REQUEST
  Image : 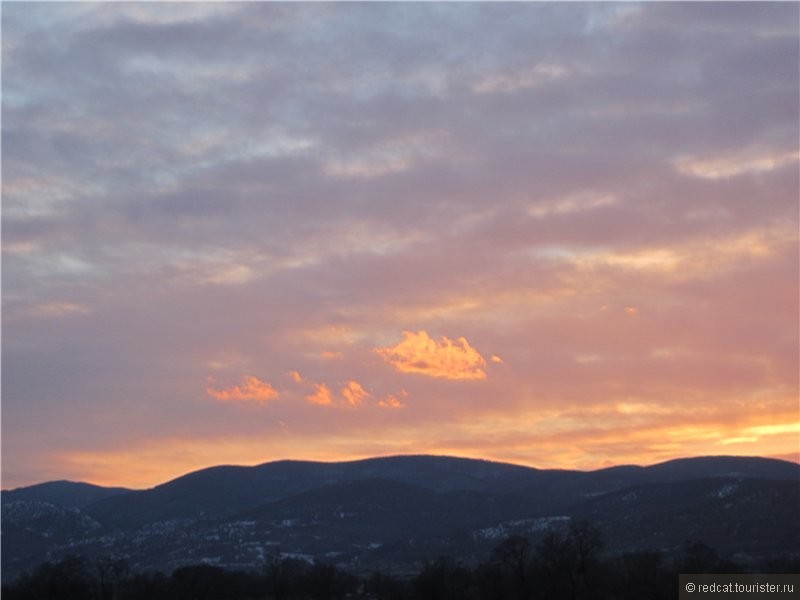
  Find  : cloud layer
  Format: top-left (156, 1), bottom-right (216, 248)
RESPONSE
top-left (2, 3), bottom-right (797, 488)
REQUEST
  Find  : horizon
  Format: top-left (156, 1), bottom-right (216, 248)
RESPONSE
top-left (3, 3), bottom-right (799, 490)
top-left (4, 451), bottom-right (799, 492)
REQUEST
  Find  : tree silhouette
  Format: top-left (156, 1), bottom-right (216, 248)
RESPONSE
top-left (533, 520), bottom-right (604, 600)
top-left (172, 564), bottom-right (230, 600)
top-left (365, 571), bottom-right (410, 600)
top-left (264, 554), bottom-right (302, 600)
top-left (306, 562), bottom-right (357, 600)
top-left (617, 551), bottom-right (670, 600)
top-left (2, 526), bottom-right (780, 600)
top-left (490, 535), bottom-right (532, 600)
top-left (415, 557), bottom-right (475, 600)
top-left (94, 556), bottom-right (129, 600)
top-left (9, 555), bottom-right (93, 600)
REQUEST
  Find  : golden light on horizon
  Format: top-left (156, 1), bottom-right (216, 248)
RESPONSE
top-left (46, 403), bottom-right (799, 489)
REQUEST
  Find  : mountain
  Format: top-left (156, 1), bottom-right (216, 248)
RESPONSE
top-left (1, 482), bottom-right (130, 579)
top-left (2, 455), bottom-right (798, 581)
top-left (80, 454), bottom-right (800, 531)
top-left (2, 480), bottom-right (131, 509)
top-left (83, 456), bottom-right (542, 531)
top-left (568, 477), bottom-right (800, 557)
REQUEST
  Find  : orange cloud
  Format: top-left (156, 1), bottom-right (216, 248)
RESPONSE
top-left (342, 380), bottom-right (370, 407)
top-left (377, 394), bottom-right (405, 409)
top-left (287, 370), bottom-right (304, 383)
top-left (206, 375), bottom-right (278, 405)
top-left (307, 383), bottom-right (334, 406)
top-left (376, 330), bottom-right (488, 380)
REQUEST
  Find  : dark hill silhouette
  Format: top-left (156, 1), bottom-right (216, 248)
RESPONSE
top-left (1, 480), bottom-right (131, 509)
top-left (2, 455), bottom-right (798, 581)
top-left (83, 455), bottom-right (546, 530)
top-left (18, 455), bottom-right (796, 532)
top-left (236, 477), bottom-right (540, 548)
top-left (640, 455), bottom-right (800, 481)
top-left (570, 477), bottom-right (800, 556)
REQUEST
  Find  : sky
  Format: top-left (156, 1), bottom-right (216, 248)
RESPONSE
top-left (2, 2), bottom-right (798, 490)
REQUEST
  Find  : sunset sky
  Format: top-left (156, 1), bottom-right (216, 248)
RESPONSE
top-left (2, 2), bottom-right (798, 490)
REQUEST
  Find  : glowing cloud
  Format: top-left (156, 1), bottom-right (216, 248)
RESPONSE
top-left (376, 330), bottom-right (488, 380)
top-left (377, 395), bottom-right (405, 409)
top-left (206, 375), bottom-right (278, 405)
top-left (342, 380), bottom-right (370, 407)
top-left (287, 370), bottom-right (304, 384)
top-left (673, 148), bottom-right (799, 179)
top-left (307, 383), bottom-right (334, 406)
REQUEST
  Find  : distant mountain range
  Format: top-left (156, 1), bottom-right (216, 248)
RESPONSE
top-left (2, 455), bottom-right (798, 581)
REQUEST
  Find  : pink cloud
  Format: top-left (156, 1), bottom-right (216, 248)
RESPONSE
top-left (307, 383), bottom-right (334, 406)
top-left (206, 375), bottom-right (278, 405)
top-left (377, 394), bottom-right (405, 409)
top-left (376, 330), bottom-right (488, 380)
top-left (342, 380), bottom-right (370, 407)
top-left (287, 370), bottom-right (304, 383)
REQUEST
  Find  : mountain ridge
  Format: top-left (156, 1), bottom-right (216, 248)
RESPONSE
top-left (0, 480), bottom-right (133, 509)
top-left (3, 454), bottom-right (797, 581)
top-left (4, 453), bottom-right (797, 496)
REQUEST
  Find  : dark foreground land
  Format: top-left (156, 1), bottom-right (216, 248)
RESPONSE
top-left (2, 521), bottom-right (798, 600)
top-left (3, 455), bottom-right (798, 599)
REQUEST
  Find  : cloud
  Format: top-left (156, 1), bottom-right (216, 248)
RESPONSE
top-left (376, 330), bottom-right (488, 380)
top-left (673, 148), bottom-right (800, 180)
top-left (26, 301), bottom-right (90, 318)
top-left (471, 62), bottom-right (570, 94)
top-left (377, 394), bottom-right (405, 409)
top-left (287, 370), bottom-right (304, 383)
top-left (306, 383), bottom-right (334, 406)
top-left (207, 375), bottom-right (278, 405)
top-left (303, 379), bottom-right (373, 408)
top-left (323, 130), bottom-right (451, 180)
top-left (341, 380), bottom-right (370, 407)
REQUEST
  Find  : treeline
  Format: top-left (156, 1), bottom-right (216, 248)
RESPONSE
top-left (3, 521), bottom-right (798, 600)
